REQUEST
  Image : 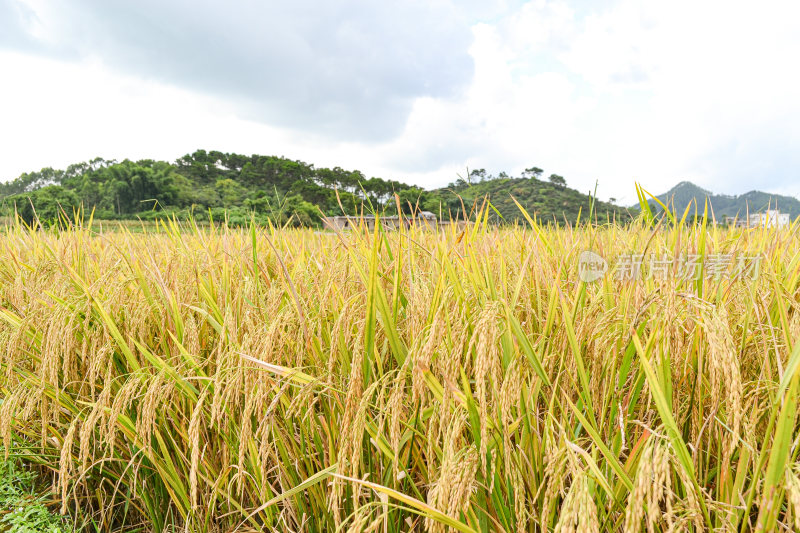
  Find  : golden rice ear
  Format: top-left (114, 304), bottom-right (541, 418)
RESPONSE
top-left (387, 365), bottom-right (408, 477)
top-left (134, 370), bottom-right (167, 453)
top-left (554, 469), bottom-right (599, 533)
top-left (425, 411), bottom-right (477, 533)
top-left (78, 384), bottom-right (111, 473)
top-left (188, 388), bottom-right (208, 511)
top-left (541, 442), bottom-right (569, 529)
top-left (696, 304), bottom-right (743, 464)
top-left (470, 301), bottom-right (502, 475)
top-left (412, 310), bottom-right (443, 403)
top-left (0, 389), bottom-right (20, 458)
top-left (58, 419), bottom-right (79, 515)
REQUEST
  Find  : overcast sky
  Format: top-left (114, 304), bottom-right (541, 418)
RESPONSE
top-left (1, 0), bottom-right (799, 204)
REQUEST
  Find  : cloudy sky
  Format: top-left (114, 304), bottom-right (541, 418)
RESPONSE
top-left (1, 0), bottom-right (799, 203)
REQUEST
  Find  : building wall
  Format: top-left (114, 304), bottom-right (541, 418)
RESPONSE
top-left (747, 210), bottom-right (791, 229)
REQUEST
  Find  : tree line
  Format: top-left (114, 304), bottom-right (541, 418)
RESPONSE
top-left (0, 151), bottom-right (427, 226)
top-left (0, 150), bottom-right (587, 226)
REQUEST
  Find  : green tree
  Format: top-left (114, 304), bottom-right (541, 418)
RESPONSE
top-left (4, 186), bottom-right (81, 225)
top-left (522, 167), bottom-right (543, 179)
top-left (281, 195), bottom-right (319, 226)
top-left (548, 174), bottom-right (566, 188)
top-left (215, 178), bottom-right (248, 208)
top-left (395, 187), bottom-right (434, 214)
top-left (470, 169), bottom-right (488, 183)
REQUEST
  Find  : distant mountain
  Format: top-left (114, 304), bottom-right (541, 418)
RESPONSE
top-left (651, 181), bottom-right (800, 220)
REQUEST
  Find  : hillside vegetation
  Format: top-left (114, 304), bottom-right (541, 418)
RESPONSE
top-left (0, 150), bottom-right (408, 226)
top-left (434, 172), bottom-right (626, 224)
top-left (0, 151), bottom-right (624, 226)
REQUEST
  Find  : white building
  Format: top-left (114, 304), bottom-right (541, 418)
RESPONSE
top-left (748, 209), bottom-right (791, 229)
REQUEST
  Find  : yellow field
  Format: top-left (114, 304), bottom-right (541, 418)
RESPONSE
top-left (1, 214), bottom-right (799, 531)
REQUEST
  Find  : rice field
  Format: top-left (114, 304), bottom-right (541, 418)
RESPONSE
top-left (1, 210), bottom-right (800, 532)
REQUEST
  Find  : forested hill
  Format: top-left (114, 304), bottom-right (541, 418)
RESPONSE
top-left (0, 151), bottom-right (413, 226)
top-left (0, 150), bottom-right (626, 226)
top-left (430, 171), bottom-right (626, 224)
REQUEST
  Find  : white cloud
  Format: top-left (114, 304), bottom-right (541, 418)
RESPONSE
top-left (559, 0), bottom-right (800, 199)
top-left (0, 51), bottom-right (299, 178)
top-left (3, 0), bottom-right (474, 141)
top-left (0, 49), bottom-right (431, 184)
top-left (372, 19), bottom-right (593, 186)
top-left (380, 0), bottom-right (800, 202)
